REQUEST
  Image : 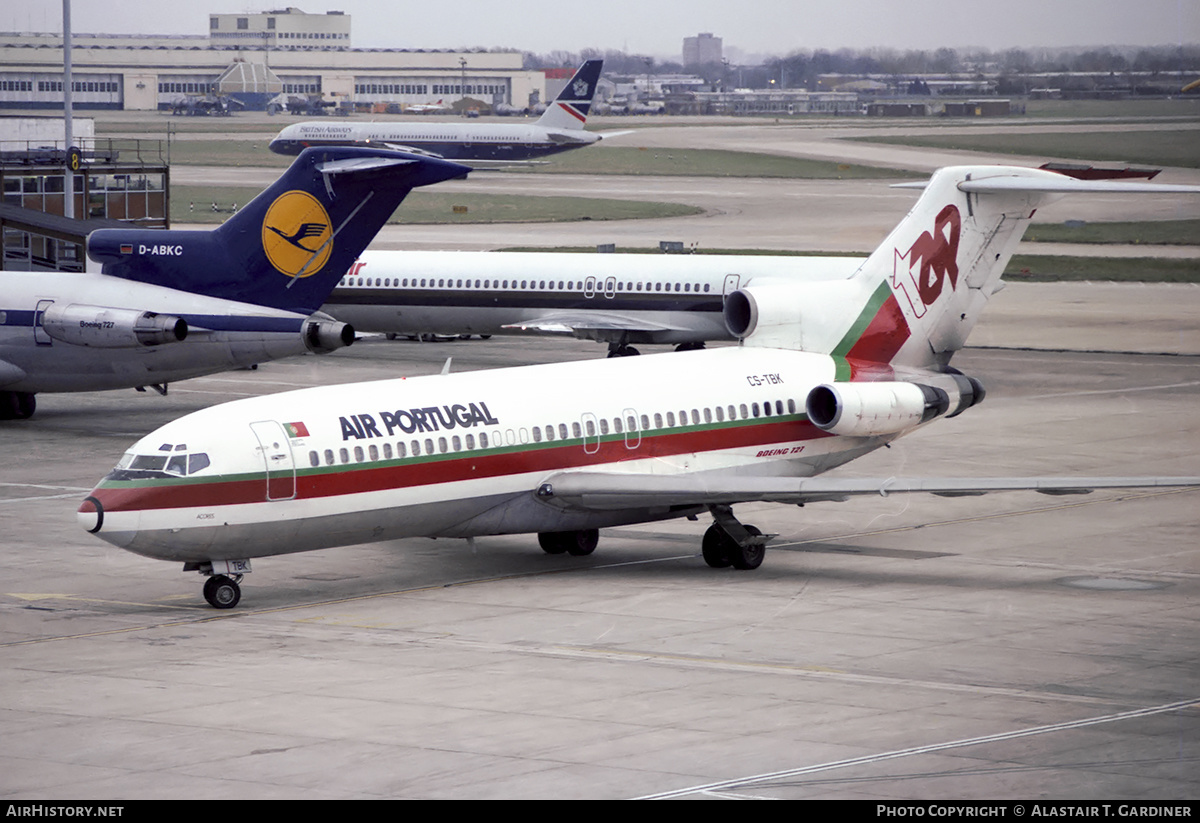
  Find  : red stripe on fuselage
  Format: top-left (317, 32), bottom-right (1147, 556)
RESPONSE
top-left (88, 418), bottom-right (829, 513)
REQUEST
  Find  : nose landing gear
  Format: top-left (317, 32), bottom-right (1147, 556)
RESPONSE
top-left (186, 560), bottom-right (251, 609)
top-left (202, 574), bottom-right (242, 609)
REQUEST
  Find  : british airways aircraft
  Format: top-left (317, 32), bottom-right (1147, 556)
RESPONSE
top-left (79, 166), bottom-right (1200, 608)
top-left (0, 147), bottom-right (469, 419)
top-left (268, 61), bottom-right (607, 164)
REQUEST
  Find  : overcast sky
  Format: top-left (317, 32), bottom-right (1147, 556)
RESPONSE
top-left (3, 0), bottom-right (1197, 61)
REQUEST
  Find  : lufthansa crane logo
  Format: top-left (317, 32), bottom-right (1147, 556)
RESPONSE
top-left (262, 190), bottom-right (333, 279)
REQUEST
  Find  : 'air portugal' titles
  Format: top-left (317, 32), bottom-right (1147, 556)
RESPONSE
top-left (339, 401), bottom-right (500, 441)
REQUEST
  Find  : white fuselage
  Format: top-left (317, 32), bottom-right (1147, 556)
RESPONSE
top-left (83, 346), bottom-right (885, 562)
top-left (269, 121), bottom-right (599, 162)
top-left (324, 251), bottom-right (867, 345)
top-left (0, 270), bottom-right (324, 394)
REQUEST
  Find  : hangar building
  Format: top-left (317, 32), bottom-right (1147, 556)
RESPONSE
top-left (0, 7), bottom-right (544, 113)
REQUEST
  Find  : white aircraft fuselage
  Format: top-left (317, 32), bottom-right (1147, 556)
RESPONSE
top-left (269, 120), bottom-right (600, 163)
top-left (325, 250), bottom-right (866, 346)
top-left (82, 345), bottom-right (867, 561)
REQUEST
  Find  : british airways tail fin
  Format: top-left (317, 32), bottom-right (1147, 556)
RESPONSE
top-left (87, 147), bottom-right (469, 314)
top-left (726, 165), bottom-right (1200, 369)
top-left (535, 59), bottom-right (603, 131)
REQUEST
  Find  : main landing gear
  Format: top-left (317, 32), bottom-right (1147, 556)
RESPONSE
top-left (538, 529), bottom-right (599, 556)
top-left (606, 343), bottom-right (640, 358)
top-left (0, 391), bottom-right (36, 420)
top-left (536, 507), bottom-right (772, 571)
top-left (701, 505), bottom-right (773, 570)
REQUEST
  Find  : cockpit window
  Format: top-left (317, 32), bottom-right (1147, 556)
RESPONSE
top-left (130, 454), bottom-right (168, 472)
top-left (110, 450), bottom-right (211, 479)
top-left (188, 453), bottom-right (211, 474)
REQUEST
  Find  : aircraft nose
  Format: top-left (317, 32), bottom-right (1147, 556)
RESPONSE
top-left (78, 493), bottom-right (136, 548)
top-left (77, 495), bottom-right (104, 534)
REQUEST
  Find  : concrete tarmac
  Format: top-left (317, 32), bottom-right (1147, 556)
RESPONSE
top-left (1, 287), bottom-right (1197, 799)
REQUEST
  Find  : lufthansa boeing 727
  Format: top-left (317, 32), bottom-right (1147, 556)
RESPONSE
top-left (79, 166), bottom-right (1200, 608)
top-left (0, 147), bottom-right (469, 419)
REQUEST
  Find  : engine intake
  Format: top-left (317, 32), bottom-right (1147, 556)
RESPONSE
top-left (40, 304), bottom-right (187, 348)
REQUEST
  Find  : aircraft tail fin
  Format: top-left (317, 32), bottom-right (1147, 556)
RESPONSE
top-left (535, 59), bottom-right (603, 131)
top-left (833, 166), bottom-right (1200, 370)
top-left (87, 147), bottom-right (469, 314)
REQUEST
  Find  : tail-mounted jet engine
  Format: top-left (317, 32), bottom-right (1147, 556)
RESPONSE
top-left (40, 304), bottom-right (187, 348)
top-left (806, 374), bottom-right (985, 438)
top-left (304, 318), bottom-right (356, 353)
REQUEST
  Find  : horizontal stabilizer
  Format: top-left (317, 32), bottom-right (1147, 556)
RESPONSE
top-left (315, 156), bottom-right (418, 176)
top-left (894, 171), bottom-right (1200, 195)
top-left (535, 472), bottom-right (1200, 511)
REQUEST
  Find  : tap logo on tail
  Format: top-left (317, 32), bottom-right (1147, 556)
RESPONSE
top-left (262, 190), bottom-right (333, 279)
top-left (890, 204), bottom-right (961, 318)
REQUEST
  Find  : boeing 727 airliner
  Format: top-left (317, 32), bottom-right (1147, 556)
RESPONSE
top-left (0, 147), bottom-right (469, 419)
top-left (325, 251), bottom-right (866, 355)
top-left (269, 60), bottom-right (607, 164)
top-left (79, 166), bottom-right (1200, 608)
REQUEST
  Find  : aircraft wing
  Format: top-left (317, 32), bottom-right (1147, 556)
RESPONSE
top-left (501, 311), bottom-right (696, 338)
top-left (534, 472), bottom-right (1200, 511)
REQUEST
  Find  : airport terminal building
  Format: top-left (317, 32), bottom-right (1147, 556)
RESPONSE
top-left (0, 8), bottom-right (543, 113)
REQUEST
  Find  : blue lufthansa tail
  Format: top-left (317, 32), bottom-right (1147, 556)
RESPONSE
top-left (87, 147), bottom-right (469, 314)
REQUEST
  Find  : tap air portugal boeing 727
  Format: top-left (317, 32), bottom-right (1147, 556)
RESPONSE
top-left (79, 166), bottom-right (1200, 608)
top-left (269, 60), bottom-right (608, 165)
top-left (0, 147), bottom-right (469, 419)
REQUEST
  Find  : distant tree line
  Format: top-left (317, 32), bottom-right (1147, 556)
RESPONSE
top-left (522, 44), bottom-right (1200, 90)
